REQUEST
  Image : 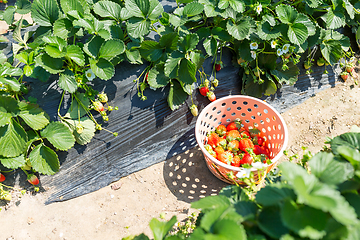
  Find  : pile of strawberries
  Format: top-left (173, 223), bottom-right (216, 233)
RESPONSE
top-left (204, 119), bottom-right (271, 167)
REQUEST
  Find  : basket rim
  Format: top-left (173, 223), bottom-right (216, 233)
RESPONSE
top-left (195, 95), bottom-right (289, 172)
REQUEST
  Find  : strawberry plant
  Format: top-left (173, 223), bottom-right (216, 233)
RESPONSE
top-left (125, 130), bottom-right (360, 239)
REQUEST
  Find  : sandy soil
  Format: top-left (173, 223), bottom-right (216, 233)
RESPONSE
top-left (1, 15), bottom-right (360, 240)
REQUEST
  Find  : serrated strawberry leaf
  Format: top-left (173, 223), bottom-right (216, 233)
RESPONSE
top-left (0, 76), bottom-right (21, 92)
top-left (203, 36), bottom-right (218, 56)
top-left (18, 101), bottom-right (50, 131)
top-left (0, 154), bottom-right (26, 169)
top-left (66, 45), bottom-right (85, 66)
top-left (183, 2), bottom-right (204, 16)
top-left (168, 80), bottom-right (188, 111)
top-left (148, 0), bottom-right (163, 20)
top-left (150, 216), bottom-right (177, 240)
top-left (31, 0), bottom-right (60, 27)
top-left (270, 61), bottom-right (299, 85)
top-left (125, 0), bottom-right (149, 18)
top-left (178, 33), bottom-right (199, 53)
top-left (288, 23), bottom-right (308, 45)
top-left (83, 35), bottom-right (105, 59)
top-left (147, 64), bottom-right (170, 89)
top-left (0, 119), bottom-right (28, 158)
top-left (60, 0), bottom-right (84, 14)
top-left (275, 4), bottom-right (298, 24)
top-left (159, 32), bottom-right (178, 51)
top-left (125, 49), bottom-right (143, 64)
top-left (35, 53), bottom-right (65, 74)
top-left (62, 117), bottom-right (95, 145)
top-left (43, 36), bottom-right (67, 58)
top-left (65, 92), bottom-right (90, 119)
top-left (321, 8), bottom-right (346, 30)
top-left (99, 39), bottom-right (125, 60)
top-left (29, 143), bottom-right (59, 175)
top-left (178, 58), bottom-right (196, 84)
top-left (304, 0), bottom-right (323, 8)
top-left (320, 40), bottom-right (342, 65)
top-left (53, 18), bottom-right (76, 39)
top-left (139, 40), bottom-right (163, 62)
top-left (226, 17), bottom-right (254, 41)
top-left (0, 97), bottom-right (20, 125)
top-left (126, 17), bottom-right (151, 39)
top-left (41, 122), bottom-right (75, 151)
top-left (3, 6), bottom-right (16, 25)
top-left (93, 0), bottom-right (122, 21)
top-left (89, 58), bottom-right (115, 80)
top-left (58, 69), bottom-right (78, 93)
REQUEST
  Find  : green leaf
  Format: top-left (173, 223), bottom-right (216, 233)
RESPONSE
top-left (58, 69), bottom-right (78, 93)
top-left (213, 219), bottom-right (247, 239)
top-left (18, 101), bottom-right (50, 131)
top-left (229, 0), bottom-right (245, 12)
top-left (15, 51), bottom-right (30, 65)
top-left (203, 37), bottom-right (218, 56)
top-left (30, 66), bottom-right (51, 82)
top-left (178, 58), bottom-right (196, 84)
top-left (125, 0), bottom-right (149, 18)
top-left (281, 200), bottom-right (327, 239)
top-left (139, 40), bottom-right (163, 62)
top-left (191, 195), bottom-right (230, 210)
top-left (321, 8), bottom-right (346, 29)
top-left (330, 132), bottom-right (360, 155)
top-left (257, 17), bottom-right (281, 41)
top-left (110, 25), bottom-right (124, 40)
top-left (41, 122), bottom-right (75, 151)
top-left (276, 4), bottom-right (298, 24)
top-left (178, 33), bottom-right (199, 53)
top-left (31, 0), bottom-right (60, 27)
top-left (99, 39), bottom-right (125, 60)
top-left (164, 51), bottom-right (183, 78)
top-left (295, 13), bottom-right (316, 36)
top-left (189, 51), bottom-right (205, 70)
top-left (53, 18), bottom-right (75, 39)
top-left (336, 146), bottom-right (360, 167)
top-left (0, 76), bottom-right (21, 92)
top-left (256, 183), bottom-right (296, 206)
top-left (125, 49), bottom-right (143, 64)
top-left (35, 53), bottom-right (64, 74)
top-left (0, 154), bottom-right (26, 169)
top-left (65, 92), bottom-right (90, 119)
top-left (149, 216), bottom-right (177, 240)
top-left (226, 17), bottom-right (254, 41)
top-left (3, 6), bottom-right (16, 25)
top-left (258, 206), bottom-right (289, 239)
top-left (66, 45), bottom-right (85, 66)
top-left (288, 23), bottom-right (308, 45)
top-left (0, 119), bottom-right (28, 158)
top-left (147, 64), bottom-right (170, 89)
top-left (63, 117), bottom-right (95, 145)
top-left (43, 35), bottom-right (67, 58)
top-left (89, 58), bottom-right (115, 80)
top-left (83, 35), bottom-right (105, 59)
top-left (93, 0), bottom-right (122, 21)
top-left (15, 0), bottom-right (32, 15)
top-left (270, 61), bottom-right (300, 85)
top-left (167, 80), bottom-right (189, 111)
top-left (148, 0), bottom-right (164, 20)
top-left (320, 40), bottom-right (343, 65)
top-left (200, 205), bottom-right (229, 232)
top-left (304, 0), bottom-right (323, 8)
top-left (126, 17), bottom-right (151, 39)
top-left (183, 2), bottom-right (204, 16)
top-left (159, 32), bottom-right (178, 51)
top-left (73, 18), bottom-right (95, 33)
top-left (308, 152), bottom-right (351, 185)
top-left (29, 143), bottom-right (59, 175)
top-left (211, 27), bottom-right (232, 42)
top-left (60, 0), bottom-right (84, 15)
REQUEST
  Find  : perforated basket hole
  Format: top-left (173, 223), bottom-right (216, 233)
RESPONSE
top-left (241, 113), bottom-right (246, 117)
top-left (243, 101), bottom-right (248, 105)
top-left (213, 117), bottom-right (218, 122)
top-left (231, 112), bottom-right (236, 116)
top-left (278, 124), bottom-right (282, 130)
top-left (254, 122), bottom-right (258, 127)
top-left (268, 135), bottom-right (271, 140)
top-left (222, 114), bottom-right (226, 118)
top-left (264, 109), bottom-right (268, 114)
top-left (217, 110), bottom-right (221, 115)
top-left (226, 107), bottom-right (231, 111)
top-left (209, 115), bottom-right (213, 120)
top-left (266, 118), bottom-right (270, 123)
top-left (232, 101), bottom-right (237, 104)
top-left (221, 103), bottom-right (226, 107)
top-left (251, 116), bottom-right (255, 120)
top-left (212, 107), bottom-right (217, 111)
top-left (257, 112), bottom-right (262, 116)
top-left (237, 106), bottom-right (242, 111)
top-left (272, 116), bottom-right (276, 121)
top-left (205, 113), bottom-right (208, 117)
top-left (260, 120), bottom-right (264, 124)
top-left (267, 126), bottom-right (272, 132)
top-left (245, 119), bottom-right (250, 123)
top-left (226, 118), bottom-right (231, 122)
top-left (273, 125), bottom-right (276, 130)
top-left (262, 128), bottom-right (266, 133)
top-left (247, 108), bottom-right (252, 112)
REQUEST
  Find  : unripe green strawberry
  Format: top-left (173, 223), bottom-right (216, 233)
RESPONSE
top-left (98, 92), bottom-right (108, 103)
top-left (204, 79), bottom-right (210, 87)
top-left (317, 58), bottom-right (325, 66)
top-left (76, 123), bottom-right (84, 134)
top-left (190, 104), bottom-right (198, 117)
top-left (2, 192), bottom-right (12, 201)
top-left (103, 116), bottom-right (109, 121)
top-left (108, 106), bottom-right (114, 111)
top-left (96, 124), bottom-right (102, 131)
top-left (212, 79), bottom-right (219, 87)
top-left (304, 62), bottom-right (311, 69)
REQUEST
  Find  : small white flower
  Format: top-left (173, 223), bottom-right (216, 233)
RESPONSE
top-left (256, 3), bottom-right (262, 15)
top-left (270, 40), bottom-right (277, 48)
top-left (251, 51), bottom-right (256, 59)
top-left (252, 162), bottom-right (269, 170)
top-left (85, 69), bottom-right (95, 81)
top-left (276, 48), bottom-right (283, 56)
top-left (236, 168), bottom-right (251, 179)
top-left (250, 42), bottom-right (258, 50)
top-left (282, 44), bottom-right (290, 54)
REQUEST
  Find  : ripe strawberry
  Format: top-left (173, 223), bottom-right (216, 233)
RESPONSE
top-left (215, 64), bottom-right (221, 71)
top-left (226, 130), bottom-right (240, 142)
top-left (231, 155), bottom-right (241, 167)
top-left (207, 132), bottom-right (221, 147)
top-left (253, 145), bottom-right (269, 157)
top-left (207, 91), bottom-right (216, 102)
top-left (214, 146), bottom-right (225, 156)
top-left (239, 138), bottom-right (254, 152)
top-left (346, 65), bottom-right (354, 73)
top-left (228, 140), bottom-right (239, 151)
top-left (28, 174), bottom-right (39, 185)
top-left (226, 120), bottom-right (241, 131)
top-left (0, 173), bottom-right (5, 182)
top-left (240, 153), bottom-right (253, 165)
top-left (341, 72), bottom-right (349, 81)
top-left (216, 124), bottom-right (227, 136)
top-left (190, 104), bottom-right (198, 117)
top-left (205, 144), bottom-right (217, 159)
top-left (218, 151), bottom-right (234, 165)
top-left (93, 101), bottom-right (104, 112)
top-left (253, 136), bottom-right (265, 146)
top-left (199, 85), bottom-right (209, 96)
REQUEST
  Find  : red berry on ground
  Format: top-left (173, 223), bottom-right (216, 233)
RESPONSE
top-left (0, 173), bottom-right (5, 182)
top-left (28, 174), bottom-right (39, 185)
top-left (215, 64), bottom-right (221, 71)
top-left (199, 86), bottom-right (209, 96)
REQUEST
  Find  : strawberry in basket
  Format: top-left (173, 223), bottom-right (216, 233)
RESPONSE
top-left (204, 120), bottom-right (271, 168)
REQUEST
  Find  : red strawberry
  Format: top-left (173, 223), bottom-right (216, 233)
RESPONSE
top-left (253, 136), bottom-right (265, 146)
top-left (240, 153), bottom-right (253, 165)
top-left (226, 130), bottom-right (240, 141)
top-left (227, 120), bottom-right (241, 131)
top-left (93, 101), bottom-right (104, 112)
top-left (341, 72), bottom-right (348, 81)
top-left (214, 146), bottom-right (225, 156)
top-left (231, 155), bottom-right (241, 167)
top-left (207, 132), bottom-right (221, 147)
top-left (28, 174), bottom-right (39, 185)
top-left (239, 138), bottom-right (254, 152)
top-left (216, 124), bottom-right (227, 136)
top-left (207, 91), bottom-right (216, 102)
top-left (346, 66), bottom-right (354, 73)
top-left (228, 140), bottom-right (239, 151)
top-left (199, 85), bottom-right (209, 96)
top-left (253, 145), bottom-right (270, 158)
top-left (215, 64), bottom-right (221, 71)
top-left (218, 151), bottom-right (234, 165)
top-left (0, 173), bottom-right (5, 182)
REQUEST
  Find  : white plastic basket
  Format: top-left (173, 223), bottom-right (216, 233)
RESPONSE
top-left (195, 95), bottom-right (289, 184)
